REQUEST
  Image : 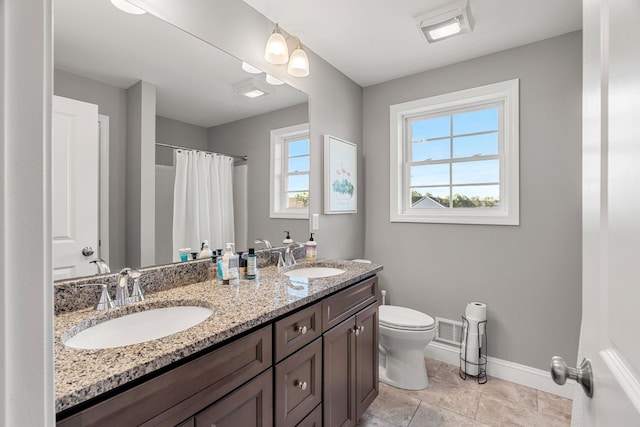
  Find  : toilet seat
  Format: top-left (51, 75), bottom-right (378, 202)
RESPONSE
top-left (379, 305), bottom-right (435, 331)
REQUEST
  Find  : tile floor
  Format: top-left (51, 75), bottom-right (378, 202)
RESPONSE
top-left (358, 358), bottom-right (573, 427)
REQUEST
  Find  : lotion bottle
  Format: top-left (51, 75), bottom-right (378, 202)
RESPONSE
top-left (305, 233), bottom-right (317, 261)
top-left (198, 240), bottom-right (213, 259)
top-left (247, 248), bottom-right (257, 280)
top-left (221, 243), bottom-right (234, 284)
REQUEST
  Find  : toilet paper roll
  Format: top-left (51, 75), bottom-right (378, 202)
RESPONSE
top-left (461, 343), bottom-right (481, 376)
top-left (465, 302), bottom-right (487, 322)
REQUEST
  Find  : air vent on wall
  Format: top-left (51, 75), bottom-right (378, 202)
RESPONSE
top-left (435, 317), bottom-right (464, 346)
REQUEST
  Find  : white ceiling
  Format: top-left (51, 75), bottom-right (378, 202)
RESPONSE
top-left (54, 0), bottom-right (308, 128)
top-left (243, 0), bottom-right (583, 87)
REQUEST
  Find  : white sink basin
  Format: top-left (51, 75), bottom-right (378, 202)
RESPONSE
top-left (284, 267), bottom-right (345, 279)
top-left (63, 306), bottom-right (213, 350)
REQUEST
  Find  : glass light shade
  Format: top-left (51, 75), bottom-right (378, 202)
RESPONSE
top-left (264, 28), bottom-right (289, 65)
top-left (110, 0), bottom-right (146, 15)
top-left (266, 74), bottom-right (285, 85)
top-left (287, 46), bottom-right (310, 77)
top-left (428, 20), bottom-right (461, 41)
top-left (241, 62), bottom-right (263, 74)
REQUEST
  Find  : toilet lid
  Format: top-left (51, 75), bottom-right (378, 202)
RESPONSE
top-left (379, 305), bottom-right (435, 331)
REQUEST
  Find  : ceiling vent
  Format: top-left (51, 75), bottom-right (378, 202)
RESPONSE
top-left (415, 0), bottom-right (474, 43)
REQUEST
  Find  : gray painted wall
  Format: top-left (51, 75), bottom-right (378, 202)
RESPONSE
top-left (54, 69), bottom-right (127, 270)
top-left (363, 32), bottom-right (582, 370)
top-left (208, 103), bottom-right (309, 248)
top-left (133, 0), bottom-right (365, 261)
top-left (156, 115), bottom-right (208, 165)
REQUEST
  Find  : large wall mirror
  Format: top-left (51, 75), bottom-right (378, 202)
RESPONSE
top-left (53, 0), bottom-right (310, 279)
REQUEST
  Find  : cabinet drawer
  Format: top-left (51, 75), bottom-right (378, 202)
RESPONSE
top-left (275, 338), bottom-right (322, 427)
top-left (194, 369), bottom-right (273, 427)
top-left (296, 404), bottom-right (321, 427)
top-left (138, 325), bottom-right (272, 427)
top-left (274, 302), bottom-right (322, 362)
top-left (322, 276), bottom-right (378, 331)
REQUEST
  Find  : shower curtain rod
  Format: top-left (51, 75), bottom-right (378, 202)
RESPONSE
top-left (156, 142), bottom-right (248, 161)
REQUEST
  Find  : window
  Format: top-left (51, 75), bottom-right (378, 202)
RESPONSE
top-left (390, 79), bottom-right (519, 225)
top-left (270, 123), bottom-right (310, 219)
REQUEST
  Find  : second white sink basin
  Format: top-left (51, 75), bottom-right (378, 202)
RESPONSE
top-left (63, 306), bottom-right (213, 350)
top-left (284, 267), bottom-right (345, 279)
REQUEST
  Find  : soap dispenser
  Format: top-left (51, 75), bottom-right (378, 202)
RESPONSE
top-left (305, 233), bottom-right (317, 261)
top-left (199, 240), bottom-right (213, 259)
top-left (283, 231), bottom-right (293, 245)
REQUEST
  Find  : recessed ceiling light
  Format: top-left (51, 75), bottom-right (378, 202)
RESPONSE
top-left (241, 62), bottom-right (263, 74)
top-left (266, 74), bottom-right (285, 86)
top-left (110, 0), bottom-right (146, 15)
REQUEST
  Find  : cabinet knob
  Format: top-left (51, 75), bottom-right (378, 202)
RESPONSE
top-left (352, 325), bottom-right (364, 336)
top-left (296, 325), bottom-right (308, 335)
top-left (295, 380), bottom-right (308, 391)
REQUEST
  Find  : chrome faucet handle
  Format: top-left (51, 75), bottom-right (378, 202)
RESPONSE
top-left (90, 258), bottom-right (111, 274)
top-left (116, 268), bottom-right (133, 306)
top-left (127, 269), bottom-right (144, 303)
top-left (78, 283), bottom-right (114, 311)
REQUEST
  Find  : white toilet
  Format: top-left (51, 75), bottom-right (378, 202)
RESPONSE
top-left (378, 305), bottom-right (436, 390)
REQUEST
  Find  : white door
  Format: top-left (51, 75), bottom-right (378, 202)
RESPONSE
top-left (52, 96), bottom-right (99, 280)
top-left (569, 0), bottom-right (640, 425)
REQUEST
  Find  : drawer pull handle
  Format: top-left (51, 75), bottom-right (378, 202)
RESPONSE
top-left (296, 325), bottom-right (308, 335)
top-left (352, 325), bottom-right (365, 336)
top-left (295, 380), bottom-right (308, 391)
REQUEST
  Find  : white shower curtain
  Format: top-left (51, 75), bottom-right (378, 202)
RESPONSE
top-left (172, 150), bottom-right (235, 260)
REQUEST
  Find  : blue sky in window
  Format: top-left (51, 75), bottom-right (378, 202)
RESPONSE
top-left (289, 138), bottom-right (309, 156)
top-left (289, 156), bottom-right (310, 172)
top-left (287, 175), bottom-right (309, 192)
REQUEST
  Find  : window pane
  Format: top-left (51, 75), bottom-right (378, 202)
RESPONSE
top-left (452, 159), bottom-right (499, 184)
top-left (288, 138), bottom-right (309, 156)
top-left (412, 139), bottom-right (450, 161)
top-left (412, 116), bottom-right (450, 141)
top-left (453, 108), bottom-right (498, 135)
top-left (453, 133), bottom-right (498, 158)
top-left (288, 155), bottom-right (309, 172)
top-left (452, 185), bottom-right (500, 208)
top-left (287, 174), bottom-right (309, 192)
top-left (411, 164), bottom-right (449, 186)
top-left (287, 191), bottom-right (309, 208)
top-left (410, 187), bottom-right (449, 208)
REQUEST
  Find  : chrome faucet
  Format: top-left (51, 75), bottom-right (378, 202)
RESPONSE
top-left (284, 242), bottom-right (303, 267)
top-left (90, 258), bottom-right (111, 274)
top-left (254, 238), bottom-right (272, 249)
top-left (116, 267), bottom-right (139, 306)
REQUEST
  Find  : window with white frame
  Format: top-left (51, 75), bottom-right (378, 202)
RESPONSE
top-left (390, 79), bottom-right (519, 225)
top-left (270, 123), bottom-right (310, 219)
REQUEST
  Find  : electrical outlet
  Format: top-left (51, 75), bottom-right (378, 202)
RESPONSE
top-left (312, 214), bottom-right (319, 230)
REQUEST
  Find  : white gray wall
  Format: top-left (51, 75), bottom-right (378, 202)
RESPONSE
top-left (133, 0), bottom-right (365, 260)
top-left (208, 103), bottom-right (309, 248)
top-left (54, 69), bottom-right (128, 270)
top-left (363, 32), bottom-right (583, 370)
top-left (156, 115), bottom-right (208, 165)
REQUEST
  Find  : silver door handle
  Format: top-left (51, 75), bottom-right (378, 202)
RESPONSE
top-left (82, 246), bottom-right (94, 256)
top-left (550, 356), bottom-right (593, 398)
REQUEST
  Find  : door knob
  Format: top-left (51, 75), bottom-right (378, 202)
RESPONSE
top-left (82, 246), bottom-right (94, 256)
top-left (550, 356), bottom-right (593, 398)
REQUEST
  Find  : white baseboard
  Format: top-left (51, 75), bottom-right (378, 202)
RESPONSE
top-left (425, 341), bottom-right (576, 400)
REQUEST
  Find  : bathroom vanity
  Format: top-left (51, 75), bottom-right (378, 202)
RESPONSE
top-left (54, 261), bottom-right (382, 426)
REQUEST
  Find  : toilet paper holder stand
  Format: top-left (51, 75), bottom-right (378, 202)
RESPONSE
top-left (459, 316), bottom-right (488, 384)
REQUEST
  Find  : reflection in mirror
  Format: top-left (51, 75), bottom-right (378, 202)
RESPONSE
top-left (53, 0), bottom-right (309, 280)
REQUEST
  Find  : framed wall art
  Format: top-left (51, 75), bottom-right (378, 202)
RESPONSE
top-left (324, 135), bottom-right (357, 214)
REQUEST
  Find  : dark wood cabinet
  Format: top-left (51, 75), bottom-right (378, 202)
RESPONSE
top-left (194, 369), bottom-right (273, 427)
top-left (322, 277), bottom-right (379, 427)
top-left (57, 275), bottom-right (379, 427)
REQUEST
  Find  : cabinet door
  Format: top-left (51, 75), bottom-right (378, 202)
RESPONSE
top-left (355, 303), bottom-right (379, 420)
top-left (195, 369), bottom-right (273, 427)
top-left (275, 338), bottom-right (322, 427)
top-left (323, 316), bottom-right (357, 427)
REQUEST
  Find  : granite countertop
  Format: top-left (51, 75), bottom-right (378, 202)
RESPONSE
top-left (55, 260), bottom-right (382, 413)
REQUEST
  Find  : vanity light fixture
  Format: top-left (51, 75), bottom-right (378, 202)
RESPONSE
top-left (241, 61), bottom-right (263, 74)
top-left (110, 0), bottom-right (146, 15)
top-left (265, 74), bottom-right (285, 86)
top-left (232, 78), bottom-right (272, 99)
top-left (415, 0), bottom-right (474, 43)
top-left (264, 23), bottom-right (310, 77)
